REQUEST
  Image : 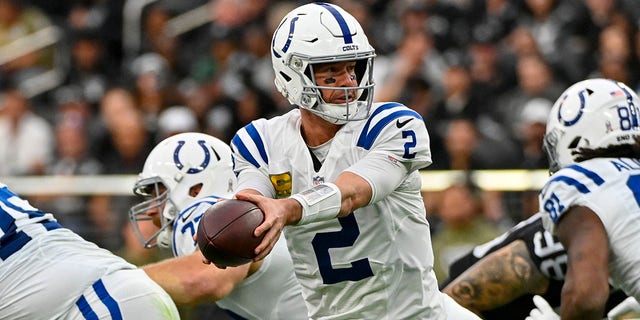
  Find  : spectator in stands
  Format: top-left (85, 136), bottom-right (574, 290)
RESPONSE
top-left (514, 98), bottom-right (552, 219)
top-left (91, 86), bottom-right (142, 161)
top-left (88, 88), bottom-right (155, 251)
top-left (31, 105), bottom-right (104, 243)
top-left (435, 117), bottom-right (518, 171)
top-left (494, 54), bottom-right (565, 139)
top-left (374, 30), bottom-right (437, 103)
top-left (156, 105), bottom-right (198, 141)
top-left (128, 52), bottom-right (180, 132)
top-left (430, 118), bottom-right (517, 227)
top-left (589, 25), bottom-right (638, 87)
top-left (516, 98), bottom-right (552, 170)
top-left (430, 62), bottom-right (487, 143)
top-left (0, 0), bottom-right (54, 88)
top-left (64, 28), bottom-right (115, 109)
top-left (431, 177), bottom-right (503, 283)
top-left (139, 4), bottom-right (176, 68)
top-left (519, 0), bottom-right (587, 83)
top-left (101, 107), bottom-right (152, 175)
top-left (0, 86), bottom-right (53, 176)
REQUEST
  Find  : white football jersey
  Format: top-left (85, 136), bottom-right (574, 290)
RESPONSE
top-left (539, 158), bottom-right (640, 300)
top-left (0, 183), bottom-right (179, 319)
top-left (231, 103), bottom-right (445, 319)
top-left (171, 197), bottom-right (308, 320)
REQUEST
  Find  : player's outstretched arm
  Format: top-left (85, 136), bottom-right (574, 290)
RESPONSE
top-left (556, 206), bottom-right (610, 319)
top-left (443, 240), bottom-right (549, 314)
top-left (143, 251), bottom-right (253, 306)
top-left (239, 171), bottom-right (374, 261)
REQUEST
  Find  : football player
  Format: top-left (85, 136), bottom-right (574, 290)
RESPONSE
top-left (441, 212), bottom-right (629, 319)
top-left (225, 2), bottom-right (479, 319)
top-left (0, 182), bottom-right (179, 319)
top-left (129, 132), bottom-right (308, 319)
top-left (535, 78), bottom-right (640, 318)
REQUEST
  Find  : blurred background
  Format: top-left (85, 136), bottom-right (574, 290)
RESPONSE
top-left (1, 0), bottom-right (639, 317)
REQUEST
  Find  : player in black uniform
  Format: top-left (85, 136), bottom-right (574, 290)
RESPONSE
top-left (440, 212), bottom-right (628, 319)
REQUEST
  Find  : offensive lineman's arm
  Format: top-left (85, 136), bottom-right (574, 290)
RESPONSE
top-left (443, 240), bottom-right (550, 315)
top-left (556, 206), bottom-right (609, 319)
top-left (142, 251), bottom-right (257, 306)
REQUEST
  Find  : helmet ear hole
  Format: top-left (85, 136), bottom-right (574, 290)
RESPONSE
top-left (189, 183), bottom-right (203, 197)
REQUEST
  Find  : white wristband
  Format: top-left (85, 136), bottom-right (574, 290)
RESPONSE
top-left (290, 183), bottom-right (341, 225)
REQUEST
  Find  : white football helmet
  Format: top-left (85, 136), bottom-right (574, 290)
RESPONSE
top-left (544, 78), bottom-right (640, 173)
top-left (129, 132), bottom-right (236, 248)
top-left (271, 2), bottom-right (375, 124)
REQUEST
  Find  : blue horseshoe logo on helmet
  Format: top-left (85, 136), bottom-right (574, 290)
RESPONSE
top-left (173, 140), bottom-right (210, 174)
top-left (558, 89), bottom-right (588, 126)
top-left (272, 16), bottom-right (299, 59)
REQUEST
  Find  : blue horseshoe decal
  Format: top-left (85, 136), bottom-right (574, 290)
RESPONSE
top-left (272, 16), bottom-right (299, 59)
top-left (558, 89), bottom-right (588, 126)
top-left (173, 140), bottom-right (210, 174)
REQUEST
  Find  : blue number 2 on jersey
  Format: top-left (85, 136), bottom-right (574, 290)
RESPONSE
top-left (311, 214), bottom-right (374, 284)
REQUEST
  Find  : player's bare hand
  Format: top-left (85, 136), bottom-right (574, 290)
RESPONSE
top-left (200, 253), bottom-right (228, 269)
top-left (235, 193), bottom-right (295, 261)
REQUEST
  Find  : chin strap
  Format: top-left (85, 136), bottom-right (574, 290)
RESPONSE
top-left (156, 228), bottom-right (172, 249)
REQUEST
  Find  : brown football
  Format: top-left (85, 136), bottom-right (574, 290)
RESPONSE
top-left (196, 199), bottom-right (265, 267)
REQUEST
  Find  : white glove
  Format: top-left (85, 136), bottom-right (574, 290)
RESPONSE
top-left (526, 295), bottom-right (560, 320)
top-left (607, 297), bottom-right (640, 319)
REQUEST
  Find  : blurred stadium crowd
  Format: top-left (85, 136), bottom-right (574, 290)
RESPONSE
top-left (1, 0), bottom-right (640, 295)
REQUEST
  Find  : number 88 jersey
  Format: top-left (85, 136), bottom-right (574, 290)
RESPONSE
top-left (539, 157), bottom-right (640, 300)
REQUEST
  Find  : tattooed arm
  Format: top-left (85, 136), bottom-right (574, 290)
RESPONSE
top-left (442, 240), bottom-right (550, 314)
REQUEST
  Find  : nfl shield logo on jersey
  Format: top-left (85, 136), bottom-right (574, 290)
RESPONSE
top-left (313, 176), bottom-right (325, 185)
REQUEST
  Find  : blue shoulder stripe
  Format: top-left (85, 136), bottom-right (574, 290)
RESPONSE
top-left (357, 103), bottom-right (422, 150)
top-left (76, 295), bottom-right (98, 320)
top-left (231, 123), bottom-right (268, 168)
top-left (93, 279), bottom-right (123, 320)
top-left (232, 135), bottom-right (258, 168)
top-left (566, 164), bottom-right (605, 185)
top-left (547, 175), bottom-right (591, 194)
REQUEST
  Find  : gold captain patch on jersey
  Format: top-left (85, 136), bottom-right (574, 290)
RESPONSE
top-left (270, 172), bottom-right (292, 198)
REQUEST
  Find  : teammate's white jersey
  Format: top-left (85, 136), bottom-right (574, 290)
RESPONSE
top-left (231, 103), bottom-right (445, 319)
top-left (539, 158), bottom-right (640, 300)
top-left (171, 196), bottom-right (308, 320)
top-left (0, 183), bottom-right (179, 319)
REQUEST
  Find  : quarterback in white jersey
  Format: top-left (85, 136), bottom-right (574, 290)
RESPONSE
top-left (233, 103), bottom-right (440, 319)
top-left (227, 3), bottom-right (480, 319)
top-left (130, 132), bottom-right (307, 319)
top-left (0, 182), bottom-right (179, 319)
top-left (538, 78), bottom-right (640, 318)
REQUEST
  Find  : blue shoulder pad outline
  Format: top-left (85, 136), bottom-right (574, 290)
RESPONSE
top-left (356, 103), bottom-right (423, 150)
top-left (231, 122), bottom-right (269, 168)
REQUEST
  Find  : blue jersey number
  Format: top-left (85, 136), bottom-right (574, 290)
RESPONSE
top-left (626, 174), bottom-right (640, 207)
top-left (618, 104), bottom-right (640, 130)
top-left (180, 214), bottom-right (203, 243)
top-left (402, 130), bottom-right (417, 159)
top-left (311, 214), bottom-right (374, 284)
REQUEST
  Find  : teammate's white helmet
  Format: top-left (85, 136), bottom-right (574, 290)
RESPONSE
top-left (271, 2), bottom-right (375, 124)
top-left (544, 78), bottom-right (640, 173)
top-left (129, 132), bottom-right (236, 248)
